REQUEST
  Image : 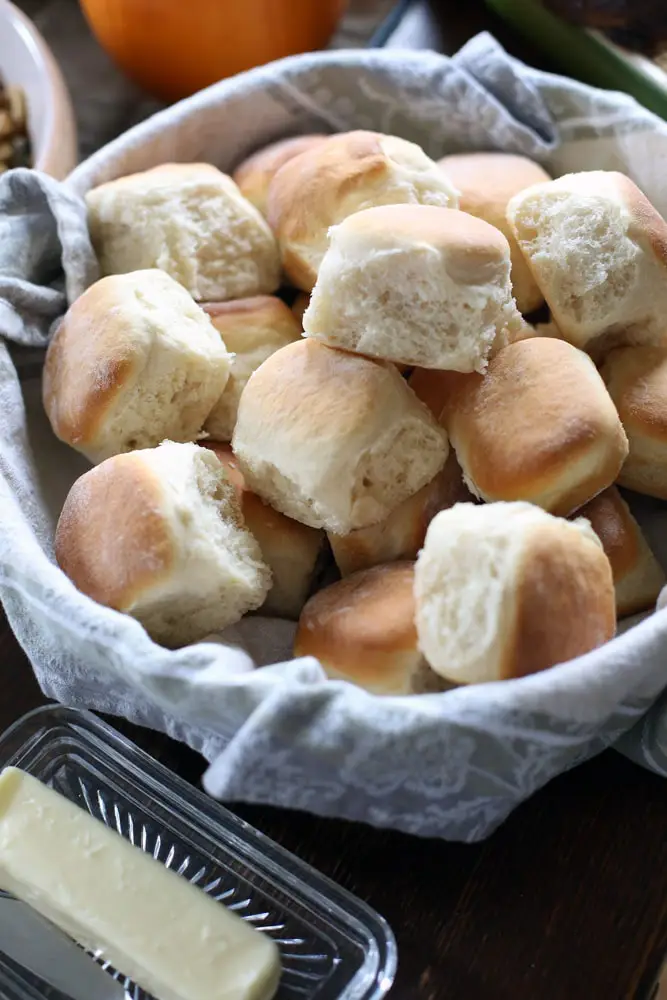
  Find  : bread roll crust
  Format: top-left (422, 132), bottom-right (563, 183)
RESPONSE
top-left (203, 296), bottom-right (302, 442)
top-left (233, 134), bottom-right (327, 216)
top-left (510, 518), bottom-right (616, 679)
top-left (601, 345), bottom-right (667, 498)
top-left (204, 443), bottom-right (324, 620)
top-left (442, 338), bottom-right (628, 515)
top-left (232, 339), bottom-right (449, 533)
top-left (294, 562), bottom-right (446, 695)
top-left (414, 502), bottom-right (615, 684)
top-left (43, 270), bottom-right (232, 464)
top-left (55, 442), bottom-right (271, 647)
top-left (438, 152), bottom-right (550, 315)
top-left (328, 452), bottom-right (474, 577)
top-left (267, 130), bottom-right (459, 291)
top-left (576, 486), bottom-right (665, 616)
top-left (56, 452), bottom-right (174, 611)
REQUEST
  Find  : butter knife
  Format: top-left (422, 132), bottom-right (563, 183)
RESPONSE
top-left (0, 895), bottom-right (125, 1000)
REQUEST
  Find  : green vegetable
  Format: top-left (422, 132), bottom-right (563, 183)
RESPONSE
top-left (487, 0), bottom-right (667, 119)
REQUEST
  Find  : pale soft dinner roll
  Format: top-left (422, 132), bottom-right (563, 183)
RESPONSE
top-left (232, 339), bottom-right (448, 533)
top-left (441, 337), bottom-right (628, 515)
top-left (267, 130), bottom-right (459, 291)
top-left (203, 296), bottom-right (302, 442)
top-left (328, 452), bottom-right (474, 577)
top-left (55, 442), bottom-right (271, 648)
top-left (86, 163), bottom-right (281, 301)
top-left (204, 443), bottom-right (324, 620)
top-left (233, 134), bottom-right (328, 217)
top-left (601, 346), bottom-right (667, 498)
top-left (576, 486), bottom-right (665, 617)
top-left (294, 562), bottom-right (449, 695)
top-left (507, 170), bottom-right (667, 356)
top-left (414, 502), bottom-right (615, 684)
top-left (438, 152), bottom-right (550, 315)
top-left (303, 205), bottom-right (519, 372)
top-left (43, 270), bottom-right (232, 464)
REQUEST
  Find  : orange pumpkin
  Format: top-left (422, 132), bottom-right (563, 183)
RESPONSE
top-left (79, 0), bottom-right (347, 103)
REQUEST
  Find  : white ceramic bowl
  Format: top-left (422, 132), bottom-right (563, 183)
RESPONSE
top-left (0, 0), bottom-right (77, 177)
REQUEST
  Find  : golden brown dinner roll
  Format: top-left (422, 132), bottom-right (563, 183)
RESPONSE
top-left (204, 443), bottom-right (324, 620)
top-left (232, 339), bottom-right (449, 533)
top-left (233, 134), bottom-right (328, 217)
top-left (55, 442), bottom-right (271, 648)
top-left (294, 562), bottom-right (449, 695)
top-left (267, 130), bottom-right (459, 291)
top-left (328, 452), bottom-right (475, 577)
top-left (291, 292), bottom-right (310, 329)
top-left (86, 163), bottom-right (280, 301)
top-left (303, 205), bottom-right (519, 372)
top-left (43, 270), bottom-right (232, 464)
top-left (202, 296), bottom-right (302, 442)
top-left (576, 487), bottom-right (665, 617)
top-left (441, 338), bottom-right (628, 515)
top-left (414, 502), bottom-right (615, 684)
top-left (507, 171), bottom-right (667, 356)
top-left (438, 152), bottom-right (550, 315)
top-left (601, 345), bottom-right (667, 498)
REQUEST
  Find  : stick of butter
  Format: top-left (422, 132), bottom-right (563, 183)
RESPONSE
top-left (0, 767), bottom-right (281, 1000)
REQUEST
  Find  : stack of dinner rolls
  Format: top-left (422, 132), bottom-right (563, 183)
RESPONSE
top-left (44, 131), bottom-right (667, 695)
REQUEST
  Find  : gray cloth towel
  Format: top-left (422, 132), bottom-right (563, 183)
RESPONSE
top-left (2, 34), bottom-right (667, 841)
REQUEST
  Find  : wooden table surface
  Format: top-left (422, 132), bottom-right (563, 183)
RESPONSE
top-left (7, 0), bottom-right (667, 998)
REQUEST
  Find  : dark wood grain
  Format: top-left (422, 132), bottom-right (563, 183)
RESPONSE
top-left (7, 1), bottom-right (667, 998)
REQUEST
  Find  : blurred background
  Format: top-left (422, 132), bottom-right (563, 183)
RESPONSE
top-left (11, 0), bottom-right (667, 161)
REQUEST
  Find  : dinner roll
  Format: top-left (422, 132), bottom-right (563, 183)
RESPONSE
top-left (303, 205), bottom-right (519, 372)
top-left (414, 502), bottom-right (615, 684)
top-left (86, 163), bottom-right (281, 301)
top-left (439, 152), bottom-right (550, 315)
top-left (601, 346), bottom-right (667, 498)
top-left (267, 130), bottom-right (459, 291)
top-left (203, 297), bottom-right (302, 442)
top-left (55, 442), bottom-right (271, 648)
top-left (232, 339), bottom-right (449, 533)
top-left (294, 563), bottom-right (449, 695)
top-left (506, 171), bottom-right (667, 356)
top-left (43, 270), bottom-right (232, 464)
top-left (576, 487), bottom-right (665, 617)
top-left (205, 443), bottom-right (324, 620)
top-left (328, 452), bottom-right (474, 577)
top-left (233, 135), bottom-right (327, 217)
top-left (442, 338), bottom-right (628, 515)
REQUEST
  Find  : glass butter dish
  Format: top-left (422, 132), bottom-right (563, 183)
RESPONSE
top-left (0, 706), bottom-right (397, 1000)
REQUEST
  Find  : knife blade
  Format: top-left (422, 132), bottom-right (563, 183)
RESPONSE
top-left (0, 895), bottom-right (126, 1000)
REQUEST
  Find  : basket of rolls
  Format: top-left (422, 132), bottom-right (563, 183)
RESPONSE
top-left (3, 33), bottom-right (667, 841)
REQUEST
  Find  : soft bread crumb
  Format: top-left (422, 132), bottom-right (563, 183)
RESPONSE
top-left (507, 171), bottom-right (667, 356)
top-left (303, 205), bottom-right (518, 373)
top-left (86, 163), bottom-right (280, 301)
